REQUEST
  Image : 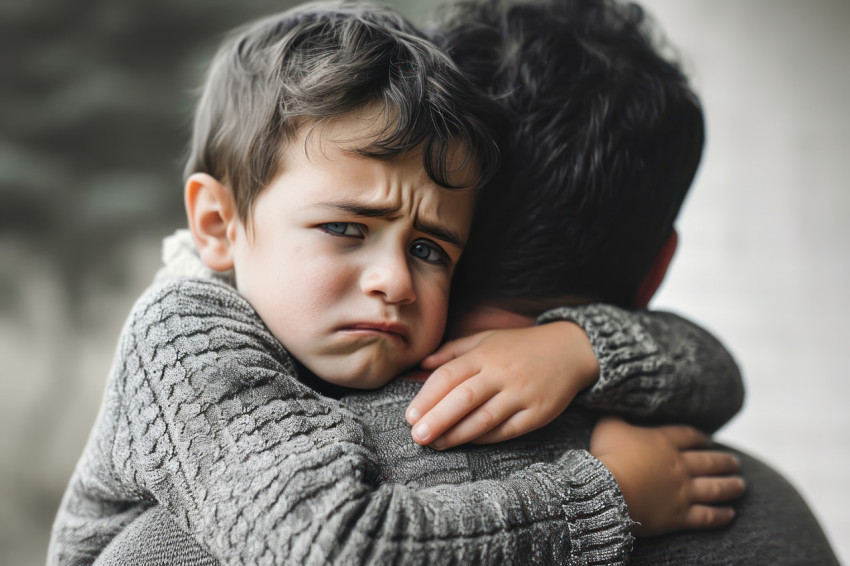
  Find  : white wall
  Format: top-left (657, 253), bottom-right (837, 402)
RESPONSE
top-left (642, 1), bottom-right (850, 562)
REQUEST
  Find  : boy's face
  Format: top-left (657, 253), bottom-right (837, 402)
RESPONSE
top-left (229, 118), bottom-right (477, 389)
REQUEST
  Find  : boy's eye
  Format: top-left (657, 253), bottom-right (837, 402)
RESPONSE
top-left (409, 239), bottom-right (448, 265)
top-left (320, 222), bottom-right (365, 238)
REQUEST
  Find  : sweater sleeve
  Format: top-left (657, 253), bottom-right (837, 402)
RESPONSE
top-left (52, 279), bottom-right (633, 566)
top-left (537, 304), bottom-right (744, 433)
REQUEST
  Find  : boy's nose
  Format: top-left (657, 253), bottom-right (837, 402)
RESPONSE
top-left (360, 252), bottom-right (416, 305)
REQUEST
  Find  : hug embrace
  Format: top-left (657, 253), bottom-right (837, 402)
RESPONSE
top-left (49, 1), bottom-right (837, 564)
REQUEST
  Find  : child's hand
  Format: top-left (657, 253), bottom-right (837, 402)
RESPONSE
top-left (405, 322), bottom-right (600, 449)
top-left (590, 417), bottom-right (746, 536)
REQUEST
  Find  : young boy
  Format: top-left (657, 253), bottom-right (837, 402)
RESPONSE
top-left (49, 2), bottom-right (745, 564)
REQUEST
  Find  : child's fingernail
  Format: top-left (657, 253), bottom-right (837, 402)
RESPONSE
top-left (431, 439), bottom-right (446, 451)
top-left (406, 407), bottom-right (421, 424)
top-left (412, 422), bottom-right (430, 443)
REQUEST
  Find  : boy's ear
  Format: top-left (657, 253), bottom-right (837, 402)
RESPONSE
top-left (633, 229), bottom-right (678, 309)
top-left (185, 173), bottom-right (238, 272)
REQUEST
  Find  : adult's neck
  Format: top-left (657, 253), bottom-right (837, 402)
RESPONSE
top-left (450, 296), bottom-right (588, 338)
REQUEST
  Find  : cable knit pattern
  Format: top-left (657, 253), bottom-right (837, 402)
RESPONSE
top-left (538, 305), bottom-right (744, 433)
top-left (341, 381), bottom-right (634, 565)
top-left (49, 278), bottom-right (634, 566)
top-left (50, 231), bottom-right (745, 565)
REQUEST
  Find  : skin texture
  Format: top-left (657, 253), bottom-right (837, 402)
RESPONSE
top-left (408, 319), bottom-right (599, 448)
top-left (590, 417), bottom-right (745, 536)
top-left (186, 115), bottom-right (477, 389)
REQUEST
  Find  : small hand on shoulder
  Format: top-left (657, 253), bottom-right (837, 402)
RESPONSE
top-left (405, 321), bottom-right (599, 449)
top-left (590, 416), bottom-right (746, 536)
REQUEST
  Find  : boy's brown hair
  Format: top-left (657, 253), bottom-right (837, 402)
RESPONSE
top-left (185, 1), bottom-right (503, 222)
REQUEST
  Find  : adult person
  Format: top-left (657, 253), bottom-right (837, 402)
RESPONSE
top-left (65, 0), bottom-right (839, 564)
top-left (428, 0), bottom-right (838, 562)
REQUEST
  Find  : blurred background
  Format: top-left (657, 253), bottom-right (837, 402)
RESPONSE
top-left (1, 0), bottom-right (847, 564)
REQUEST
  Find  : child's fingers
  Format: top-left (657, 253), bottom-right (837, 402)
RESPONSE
top-left (406, 356), bottom-right (480, 425)
top-left (429, 396), bottom-right (519, 450)
top-left (683, 504), bottom-right (736, 530)
top-left (420, 334), bottom-right (487, 369)
top-left (410, 377), bottom-right (500, 445)
top-left (689, 475), bottom-right (746, 504)
top-left (419, 340), bottom-right (461, 370)
top-left (682, 451), bottom-right (740, 477)
top-left (470, 409), bottom-right (538, 445)
top-left (658, 425), bottom-right (712, 450)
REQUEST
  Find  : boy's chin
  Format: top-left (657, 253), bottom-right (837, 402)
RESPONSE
top-left (305, 352), bottom-right (413, 391)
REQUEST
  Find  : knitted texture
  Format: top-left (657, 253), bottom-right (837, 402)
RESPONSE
top-left (94, 506), bottom-right (218, 566)
top-left (538, 305), bottom-right (744, 433)
top-left (156, 230), bottom-right (744, 433)
top-left (50, 230), bottom-right (745, 565)
top-left (49, 278), bottom-right (633, 565)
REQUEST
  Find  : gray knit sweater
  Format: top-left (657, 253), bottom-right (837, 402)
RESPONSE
top-left (48, 236), bottom-right (743, 565)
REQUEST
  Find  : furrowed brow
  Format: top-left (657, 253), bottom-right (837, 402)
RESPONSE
top-left (414, 219), bottom-right (464, 250)
top-left (320, 201), bottom-right (401, 218)
top-left (318, 200), bottom-right (465, 249)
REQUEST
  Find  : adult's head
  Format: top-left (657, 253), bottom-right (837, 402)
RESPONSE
top-left (435, 0), bottom-right (704, 311)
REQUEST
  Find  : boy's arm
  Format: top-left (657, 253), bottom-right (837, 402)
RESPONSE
top-left (407, 304), bottom-right (742, 449)
top-left (537, 304), bottom-right (745, 433)
top-left (50, 279), bottom-right (634, 566)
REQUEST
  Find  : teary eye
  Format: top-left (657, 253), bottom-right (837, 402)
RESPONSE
top-left (410, 240), bottom-right (448, 265)
top-left (320, 222), bottom-right (365, 238)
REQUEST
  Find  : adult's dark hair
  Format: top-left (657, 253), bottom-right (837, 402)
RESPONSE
top-left (434, 0), bottom-right (704, 307)
top-left (185, 0), bottom-right (502, 221)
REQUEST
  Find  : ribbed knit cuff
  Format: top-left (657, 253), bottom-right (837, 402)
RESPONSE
top-left (537, 304), bottom-right (670, 413)
top-left (545, 451), bottom-right (634, 565)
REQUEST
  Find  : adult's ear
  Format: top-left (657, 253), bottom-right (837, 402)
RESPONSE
top-left (184, 173), bottom-right (238, 272)
top-left (633, 229), bottom-right (678, 309)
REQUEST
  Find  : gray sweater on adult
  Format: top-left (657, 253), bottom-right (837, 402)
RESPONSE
top-left (48, 242), bottom-right (742, 565)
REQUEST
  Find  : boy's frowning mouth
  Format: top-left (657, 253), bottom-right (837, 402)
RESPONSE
top-left (337, 322), bottom-right (409, 344)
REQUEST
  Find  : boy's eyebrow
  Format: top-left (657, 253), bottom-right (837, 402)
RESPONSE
top-left (318, 201), bottom-right (465, 248)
